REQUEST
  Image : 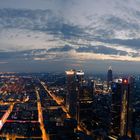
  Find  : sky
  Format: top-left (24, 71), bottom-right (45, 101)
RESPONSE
top-left (0, 0), bottom-right (140, 73)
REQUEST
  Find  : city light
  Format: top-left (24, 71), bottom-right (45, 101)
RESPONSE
top-left (65, 70), bottom-right (75, 75)
top-left (0, 69), bottom-right (138, 139)
top-left (123, 79), bottom-right (128, 84)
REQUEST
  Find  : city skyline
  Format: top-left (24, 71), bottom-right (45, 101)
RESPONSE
top-left (0, 67), bottom-right (139, 139)
top-left (0, 0), bottom-right (140, 72)
top-left (0, 1), bottom-right (140, 139)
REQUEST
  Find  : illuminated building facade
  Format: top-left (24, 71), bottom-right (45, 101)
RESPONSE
top-left (76, 71), bottom-right (94, 124)
top-left (110, 78), bottom-right (134, 139)
top-left (76, 70), bottom-right (84, 123)
top-left (65, 70), bottom-right (77, 118)
top-left (76, 70), bottom-right (84, 86)
top-left (65, 69), bottom-right (94, 124)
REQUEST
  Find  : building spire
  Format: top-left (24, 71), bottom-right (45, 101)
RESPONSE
top-left (109, 66), bottom-right (112, 70)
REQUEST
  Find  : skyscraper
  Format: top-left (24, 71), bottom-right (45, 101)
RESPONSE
top-left (107, 66), bottom-right (113, 89)
top-left (65, 70), bottom-right (93, 124)
top-left (65, 70), bottom-right (77, 118)
top-left (76, 70), bottom-right (84, 85)
top-left (76, 70), bottom-right (84, 124)
top-left (110, 78), bottom-right (134, 139)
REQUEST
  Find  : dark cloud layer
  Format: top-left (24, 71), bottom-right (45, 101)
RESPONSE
top-left (0, 2), bottom-right (140, 72)
top-left (76, 45), bottom-right (128, 55)
top-left (98, 38), bottom-right (140, 50)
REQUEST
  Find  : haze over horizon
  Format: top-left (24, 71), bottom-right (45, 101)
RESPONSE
top-left (0, 0), bottom-right (140, 73)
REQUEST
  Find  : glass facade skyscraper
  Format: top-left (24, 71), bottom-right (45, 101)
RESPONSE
top-left (110, 78), bottom-right (134, 139)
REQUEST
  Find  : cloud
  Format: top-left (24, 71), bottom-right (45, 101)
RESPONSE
top-left (0, 61), bottom-right (8, 64)
top-left (0, 47), bottom-right (138, 63)
top-left (97, 38), bottom-right (140, 50)
top-left (76, 45), bottom-right (128, 56)
top-left (47, 45), bottom-right (73, 52)
top-left (0, 2), bottom-right (140, 72)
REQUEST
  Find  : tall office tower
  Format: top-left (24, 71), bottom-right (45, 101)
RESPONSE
top-left (65, 70), bottom-right (77, 118)
top-left (127, 77), bottom-right (135, 138)
top-left (90, 80), bottom-right (95, 96)
top-left (133, 108), bottom-right (140, 140)
top-left (107, 66), bottom-right (113, 89)
top-left (76, 70), bottom-right (85, 99)
top-left (110, 78), bottom-right (134, 139)
top-left (76, 70), bottom-right (84, 86)
top-left (76, 71), bottom-right (94, 125)
top-left (76, 70), bottom-right (84, 123)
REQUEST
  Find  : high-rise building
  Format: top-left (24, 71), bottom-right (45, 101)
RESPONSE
top-left (110, 77), bottom-right (134, 139)
top-left (132, 107), bottom-right (140, 140)
top-left (65, 70), bottom-right (77, 118)
top-left (76, 70), bottom-right (84, 85)
top-left (76, 70), bottom-right (85, 101)
top-left (65, 70), bottom-right (94, 124)
top-left (75, 70), bottom-right (84, 123)
top-left (76, 71), bottom-right (94, 125)
top-left (107, 66), bottom-right (113, 89)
